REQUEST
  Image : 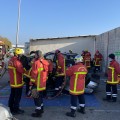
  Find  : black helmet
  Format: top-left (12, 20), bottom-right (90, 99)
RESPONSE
top-left (109, 53), bottom-right (115, 59)
top-left (35, 50), bottom-right (42, 58)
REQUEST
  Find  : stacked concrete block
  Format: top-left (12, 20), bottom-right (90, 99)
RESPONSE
top-left (96, 27), bottom-right (120, 71)
top-left (95, 32), bottom-right (108, 72)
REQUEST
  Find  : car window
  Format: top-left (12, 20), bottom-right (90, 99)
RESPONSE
top-left (45, 54), bottom-right (54, 61)
top-left (62, 54), bottom-right (67, 59)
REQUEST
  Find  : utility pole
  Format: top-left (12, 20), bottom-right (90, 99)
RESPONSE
top-left (16, 0), bottom-right (21, 48)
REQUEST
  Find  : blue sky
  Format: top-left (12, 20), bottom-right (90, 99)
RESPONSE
top-left (0, 0), bottom-right (120, 45)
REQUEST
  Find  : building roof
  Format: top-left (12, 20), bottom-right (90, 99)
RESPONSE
top-left (30, 35), bottom-right (96, 42)
top-left (12, 44), bottom-right (25, 48)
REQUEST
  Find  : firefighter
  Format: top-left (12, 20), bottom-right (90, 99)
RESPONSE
top-left (94, 50), bottom-right (103, 72)
top-left (81, 50), bottom-right (85, 58)
top-left (8, 48), bottom-right (25, 114)
top-left (23, 51), bottom-right (36, 97)
top-left (83, 51), bottom-right (91, 69)
top-left (66, 55), bottom-right (87, 117)
top-left (20, 54), bottom-right (31, 96)
top-left (53, 49), bottom-right (65, 96)
top-left (47, 59), bottom-right (54, 88)
top-left (30, 50), bottom-right (49, 117)
top-left (103, 53), bottom-right (120, 102)
top-left (84, 49), bottom-right (91, 57)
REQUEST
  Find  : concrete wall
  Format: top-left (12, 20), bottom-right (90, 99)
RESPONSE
top-left (24, 42), bottom-right (30, 55)
top-left (96, 27), bottom-right (120, 72)
top-left (29, 27), bottom-right (120, 72)
top-left (30, 36), bottom-right (95, 57)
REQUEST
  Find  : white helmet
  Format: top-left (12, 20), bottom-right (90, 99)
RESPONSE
top-left (74, 55), bottom-right (83, 63)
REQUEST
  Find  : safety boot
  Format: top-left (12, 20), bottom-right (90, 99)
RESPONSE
top-left (31, 109), bottom-right (42, 117)
top-left (111, 97), bottom-right (117, 102)
top-left (66, 109), bottom-right (76, 117)
top-left (41, 106), bottom-right (44, 113)
top-left (35, 107), bottom-right (44, 114)
top-left (77, 107), bottom-right (85, 114)
top-left (103, 96), bottom-right (111, 102)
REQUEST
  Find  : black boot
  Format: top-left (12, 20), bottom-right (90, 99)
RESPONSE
top-left (9, 107), bottom-right (14, 113)
top-left (66, 109), bottom-right (76, 117)
top-left (12, 108), bottom-right (24, 115)
top-left (35, 107), bottom-right (44, 114)
top-left (41, 106), bottom-right (44, 113)
top-left (77, 107), bottom-right (85, 114)
top-left (103, 95), bottom-right (111, 102)
top-left (111, 97), bottom-right (117, 102)
top-left (31, 109), bottom-right (42, 117)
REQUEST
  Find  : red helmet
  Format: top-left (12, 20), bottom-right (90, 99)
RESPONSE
top-left (96, 50), bottom-right (99, 53)
top-left (55, 49), bottom-right (60, 53)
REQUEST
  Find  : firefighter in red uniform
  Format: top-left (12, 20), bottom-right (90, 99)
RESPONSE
top-left (8, 48), bottom-right (25, 114)
top-left (48, 59), bottom-right (53, 73)
top-left (53, 50), bottom-right (65, 96)
top-left (66, 55), bottom-right (87, 117)
top-left (81, 50), bottom-right (85, 59)
top-left (47, 59), bottom-right (54, 88)
top-left (84, 49), bottom-right (91, 57)
top-left (30, 50), bottom-right (49, 117)
top-left (94, 50), bottom-right (103, 72)
top-left (103, 54), bottom-right (120, 102)
top-left (83, 52), bottom-right (91, 69)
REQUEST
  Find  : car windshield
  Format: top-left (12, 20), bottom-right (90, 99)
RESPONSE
top-left (44, 53), bottom-right (55, 61)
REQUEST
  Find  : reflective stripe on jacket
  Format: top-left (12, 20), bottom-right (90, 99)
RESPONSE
top-left (94, 53), bottom-right (102, 66)
top-left (84, 57), bottom-right (91, 68)
top-left (107, 60), bottom-right (120, 84)
top-left (66, 62), bottom-right (87, 95)
top-left (24, 68), bottom-right (32, 78)
top-left (30, 58), bottom-right (49, 91)
top-left (24, 58), bottom-right (36, 78)
top-left (8, 56), bottom-right (25, 88)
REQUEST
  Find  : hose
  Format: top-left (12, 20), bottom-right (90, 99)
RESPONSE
top-left (45, 76), bottom-right (66, 100)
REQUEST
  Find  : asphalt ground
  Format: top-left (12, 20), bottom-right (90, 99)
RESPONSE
top-left (0, 71), bottom-right (120, 120)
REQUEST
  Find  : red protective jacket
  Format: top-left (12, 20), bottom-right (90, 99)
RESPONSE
top-left (107, 60), bottom-right (120, 84)
top-left (56, 53), bottom-right (65, 76)
top-left (94, 53), bottom-right (102, 66)
top-left (66, 62), bottom-right (87, 95)
top-left (48, 60), bottom-right (53, 73)
top-left (8, 56), bottom-right (25, 88)
top-left (84, 53), bottom-right (91, 68)
top-left (30, 58), bottom-right (49, 91)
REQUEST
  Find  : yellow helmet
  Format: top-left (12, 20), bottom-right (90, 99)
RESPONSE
top-left (14, 48), bottom-right (24, 55)
top-left (85, 49), bottom-right (88, 52)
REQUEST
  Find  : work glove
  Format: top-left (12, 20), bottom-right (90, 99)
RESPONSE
top-left (31, 88), bottom-right (39, 98)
